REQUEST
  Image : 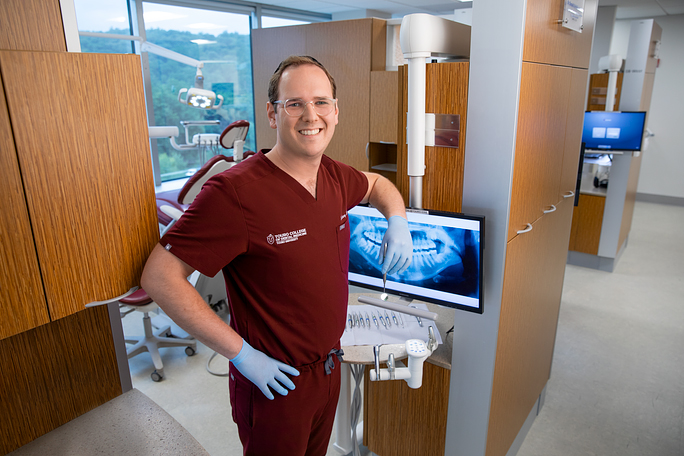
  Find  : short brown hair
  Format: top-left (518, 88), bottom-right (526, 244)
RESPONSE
top-left (268, 55), bottom-right (337, 108)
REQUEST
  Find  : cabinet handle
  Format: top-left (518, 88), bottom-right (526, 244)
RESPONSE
top-left (563, 191), bottom-right (575, 199)
top-left (543, 204), bottom-right (557, 214)
top-left (516, 223), bottom-right (533, 234)
top-left (365, 142), bottom-right (370, 160)
top-left (85, 286), bottom-right (139, 308)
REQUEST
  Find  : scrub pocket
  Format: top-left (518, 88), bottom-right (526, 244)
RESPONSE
top-left (229, 365), bottom-right (254, 429)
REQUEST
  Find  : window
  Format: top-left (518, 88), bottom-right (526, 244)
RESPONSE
top-left (142, 3), bottom-right (254, 181)
top-left (75, 0), bottom-right (135, 54)
top-left (73, 1), bottom-right (329, 185)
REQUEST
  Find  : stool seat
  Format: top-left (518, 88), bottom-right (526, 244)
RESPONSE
top-left (120, 289), bottom-right (197, 382)
top-left (120, 288), bottom-right (153, 307)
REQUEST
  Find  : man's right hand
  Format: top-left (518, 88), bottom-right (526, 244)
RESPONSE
top-left (230, 339), bottom-right (300, 400)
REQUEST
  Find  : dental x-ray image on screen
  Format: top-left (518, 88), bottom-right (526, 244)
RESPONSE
top-left (348, 206), bottom-right (484, 313)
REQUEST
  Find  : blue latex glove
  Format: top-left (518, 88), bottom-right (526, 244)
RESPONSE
top-left (379, 215), bottom-right (413, 275)
top-left (230, 339), bottom-right (299, 400)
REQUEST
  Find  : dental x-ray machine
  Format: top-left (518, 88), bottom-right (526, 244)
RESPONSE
top-left (333, 13), bottom-right (471, 456)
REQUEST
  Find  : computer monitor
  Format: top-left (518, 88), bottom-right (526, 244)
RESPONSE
top-left (348, 206), bottom-right (484, 314)
top-left (582, 111), bottom-right (647, 152)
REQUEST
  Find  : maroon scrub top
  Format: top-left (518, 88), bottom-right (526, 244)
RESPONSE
top-left (160, 151), bottom-right (368, 367)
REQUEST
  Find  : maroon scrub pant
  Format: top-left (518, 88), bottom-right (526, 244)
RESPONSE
top-left (229, 356), bottom-right (341, 456)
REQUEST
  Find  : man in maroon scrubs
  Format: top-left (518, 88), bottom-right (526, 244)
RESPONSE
top-left (141, 55), bottom-right (412, 456)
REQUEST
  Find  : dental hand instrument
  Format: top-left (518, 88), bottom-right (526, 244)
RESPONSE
top-left (391, 311), bottom-right (399, 326)
top-left (358, 312), bottom-right (365, 328)
top-left (384, 310), bottom-right (392, 327)
top-left (365, 312), bottom-right (371, 328)
top-left (409, 304), bottom-right (424, 327)
top-left (348, 313), bottom-right (353, 329)
top-left (371, 312), bottom-right (379, 329)
top-left (229, 339), bottom-right (299, 400)
top-left (379, 312), bottom-right (387, 329)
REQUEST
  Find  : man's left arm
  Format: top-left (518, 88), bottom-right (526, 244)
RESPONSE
top-left (361, 172), bottom-right (413, 275)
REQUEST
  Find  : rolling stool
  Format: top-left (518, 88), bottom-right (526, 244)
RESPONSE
top-left (121, 288), bottom-right (197, 382)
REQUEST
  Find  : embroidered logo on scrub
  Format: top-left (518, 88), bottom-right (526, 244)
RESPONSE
top-left (267, 228), bottom-right (308, 245)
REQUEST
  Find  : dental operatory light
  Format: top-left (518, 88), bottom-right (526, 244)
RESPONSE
top-left (178, 65), bottom-right (224, 110)
top-left (140, 41), bottom-right (225, 111)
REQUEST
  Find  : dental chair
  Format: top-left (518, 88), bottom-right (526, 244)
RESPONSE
top-left (122, 154), bottom-right (246, 382)
top-left (168, 119), bottom-right (251, 165)
top-left (219, 119), bottom-right (250, 162)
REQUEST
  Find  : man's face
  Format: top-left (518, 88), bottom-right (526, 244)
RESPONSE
top-left (267, 64), bottom-right (338, 160)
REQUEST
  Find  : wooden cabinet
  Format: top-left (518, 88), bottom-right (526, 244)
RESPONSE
top-left (487, 197), bottom-right (574, 456)
top-left (523, 0), bottom-right (597, 69)
top-left (486, 1), bottom-right (596, 454)
top-left (508, 63), bottom-right (572, 240)
top-left (0, 50), bottom-right (158, 338)
top-left (569, 194), bottom-right (606, 254)
top-left (560, 68), bottom-right (590, 199)
top-left (0, 77), bottom-right (50, 337)
top-left (368, 70), bottom-right (400, 184)
top-left (0, 0), bottom-right (66, 52)
top-left (252, 18), bottom-right (387, 172)
top-left (0, 50), bottom-right (158, 453)
top-left (364, 362), bottom-right (451, 456)
top-left (508, 64), bottom-right (588, 240)
top-left (0, 2), bottom-right (159, 453)
top-left (370, 70), bottom-right (399, 144)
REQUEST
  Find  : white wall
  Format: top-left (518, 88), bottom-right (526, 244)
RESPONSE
top-left (611, 15), bottom-right (684, 200)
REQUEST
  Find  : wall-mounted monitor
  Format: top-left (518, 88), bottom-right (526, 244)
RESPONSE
top-left (582, 111), bottom-right (647, 152)
top-left (348, 206), bottom-right (484, 314)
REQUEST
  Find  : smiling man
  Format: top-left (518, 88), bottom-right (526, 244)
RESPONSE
top-left (141, 55), bottom-right (412, 456)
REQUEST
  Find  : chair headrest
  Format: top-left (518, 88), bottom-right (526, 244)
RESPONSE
top-left (178, 155), bottom-right (234, 205)
top-left (219, 120), bottom-right (250, 149)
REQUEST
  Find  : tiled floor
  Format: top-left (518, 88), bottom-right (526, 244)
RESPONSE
top-left (123, 201), bottom-right (684, 456)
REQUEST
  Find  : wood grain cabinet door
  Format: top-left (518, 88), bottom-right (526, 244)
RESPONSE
top-left (0, 71), bottom-right (49, 339)
top-left (488, 197), bottom-right (574, 456)
top-left (508, 63), bottom-right (572, 240)
top-left (523, 0), bottom-right (597, 69)
top-left (0, 51), bottom-right (159, 321)
top-left (558, 68), bottom-right (590, 202)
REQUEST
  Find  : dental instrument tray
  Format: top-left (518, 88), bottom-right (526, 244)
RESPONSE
top-left (340, 303), bottom-right (443, 347)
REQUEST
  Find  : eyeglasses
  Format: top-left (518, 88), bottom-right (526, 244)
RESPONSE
top-left (273, 98), bottom-right (337, 117)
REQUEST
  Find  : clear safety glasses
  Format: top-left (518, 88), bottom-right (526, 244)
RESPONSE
top-left (273, 98), bottom-right (337, 117)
